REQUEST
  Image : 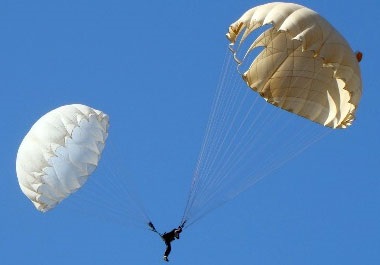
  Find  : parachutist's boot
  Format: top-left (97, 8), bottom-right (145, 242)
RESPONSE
top-left (163, 256), bottom-right (169, 262)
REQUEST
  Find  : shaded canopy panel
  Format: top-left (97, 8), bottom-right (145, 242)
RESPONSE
top-left (226, 2), bottom-right (362, 128)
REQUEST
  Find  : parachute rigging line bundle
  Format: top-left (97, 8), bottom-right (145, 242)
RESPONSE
top-left (181, 2), bottom-right (362, 227)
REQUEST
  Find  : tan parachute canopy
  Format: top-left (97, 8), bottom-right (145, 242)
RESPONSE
top-left (226, 2), bottom-right (362, 128)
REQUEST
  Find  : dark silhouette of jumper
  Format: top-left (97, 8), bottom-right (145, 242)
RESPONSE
top-left (161, 227), bottom-right (182, 262)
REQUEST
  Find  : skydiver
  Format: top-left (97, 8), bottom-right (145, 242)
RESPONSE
top-left (161, 226), bottom-right (182, 262)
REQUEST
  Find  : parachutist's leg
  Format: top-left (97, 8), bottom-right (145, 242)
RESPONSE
top-left (164, 242), bottom-right (172, 257)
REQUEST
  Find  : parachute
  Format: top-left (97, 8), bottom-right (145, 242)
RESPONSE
top-left (16, 104), bottom-right (109, 212)
top-left (226, 2), bottom-right (362, 128)
top-left (181, 2), bottom-right (362, 227)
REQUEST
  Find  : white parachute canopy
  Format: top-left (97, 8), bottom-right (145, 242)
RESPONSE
top-left (16, 104), bottom-right (109, 212)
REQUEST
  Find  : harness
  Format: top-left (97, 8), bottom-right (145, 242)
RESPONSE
top-left (148, 220), bottom-right (186, 238)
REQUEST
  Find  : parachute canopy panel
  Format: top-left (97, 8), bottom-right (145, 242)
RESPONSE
top-left (16, 104), bottom-right (109, 212)
top-left (226, 2), bottom-right (362, 128)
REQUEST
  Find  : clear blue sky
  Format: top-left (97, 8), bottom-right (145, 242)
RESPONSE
top-left (1, 1), bottom-right (379, 264)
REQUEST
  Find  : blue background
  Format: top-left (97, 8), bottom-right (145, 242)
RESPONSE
top-left (1, 1), bottom-right (379, 264)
